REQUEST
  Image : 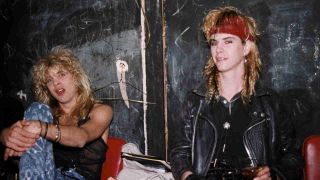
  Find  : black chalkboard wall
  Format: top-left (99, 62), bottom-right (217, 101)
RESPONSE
top-left (166, 0), bottom-right (320, 156)
top-left (0, 0), bottom-right (165, 157)
top-left (1, 0), bottom-right (320, 161)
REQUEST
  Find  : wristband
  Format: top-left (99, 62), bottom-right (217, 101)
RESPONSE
top-left (54, 124), bottom-right (61, 143)
top-left (43, 122), bottom-right (48, 138)
top-left (39, 120), bottom-right (43, 136)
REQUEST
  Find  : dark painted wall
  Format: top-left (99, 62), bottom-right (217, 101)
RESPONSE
top-left (145, 1), bottom-right (166, 158)
top-left (166, 0), bottom-right (320, 154)
top-left (1, 0), bottom-right (320, 160)
top-left (0, 0), bottom-right (165, 157)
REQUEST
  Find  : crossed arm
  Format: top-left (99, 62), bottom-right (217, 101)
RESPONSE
top-left (0, 103), bottom-right (112, 160)
top-left (0, 120), bottom-right (38, 159)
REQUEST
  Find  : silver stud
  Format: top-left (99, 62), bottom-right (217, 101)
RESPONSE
top-left (223, 122), bottom-right (231, 129)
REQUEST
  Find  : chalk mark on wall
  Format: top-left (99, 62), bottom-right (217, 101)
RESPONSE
top-left (17, 90), bottom-right (27, 101)
top-left (172, 0), bottom-right (188, 16)
top-left (116, 58), bottom-right (130, 108)
top-left (174, 26), bottom-right (190, 52)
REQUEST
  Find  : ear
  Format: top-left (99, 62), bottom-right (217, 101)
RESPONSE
top-left (243, 40), bottom-right (252, 57)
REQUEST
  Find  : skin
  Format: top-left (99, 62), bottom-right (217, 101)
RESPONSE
top-left (3, 66), bottom-right (112, 159)
top-left (210, 33), bottom-right (250, 101)
top-left (254, 166), bottom-right (272, 180)
top-left (182, 33), bottom-right (271, 180)
top-left (0, 120), bottom-right (38, 160)
top-left (210, 33), bottom-right (248, 74)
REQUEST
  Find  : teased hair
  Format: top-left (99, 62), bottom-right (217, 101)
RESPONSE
top-left (32, 45), bottom-right (95, 119)
top-left (202, 6), bottom-right (261, 103)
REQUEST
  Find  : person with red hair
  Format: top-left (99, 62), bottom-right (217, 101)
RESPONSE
top-left (170, 6), bottom-right (303, 180)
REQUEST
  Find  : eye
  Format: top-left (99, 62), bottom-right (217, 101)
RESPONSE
top-left (46, 78), bottom-right (52, 84)
top-left (209, 39), bottom-right (217, 46)
top-left (225, 40), bottom-right (233, 44)
top-left (58, 71), bottom-right (67, 78)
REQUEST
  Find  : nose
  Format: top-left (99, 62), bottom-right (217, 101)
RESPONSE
top-left (52, 77), bottom-right (60, 86)
top-left (215, 42), bottom-right (223, 53)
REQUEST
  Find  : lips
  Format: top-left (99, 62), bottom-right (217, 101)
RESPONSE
top-left (216, 57), bottom-right (227, 61)
top-left (55, 88), bottom-right (65, 96)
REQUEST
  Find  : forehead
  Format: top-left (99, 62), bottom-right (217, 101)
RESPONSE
top-left (47, 65), bottom-right (67, 75)
top-left (210, 33), bottom-right (241, 41)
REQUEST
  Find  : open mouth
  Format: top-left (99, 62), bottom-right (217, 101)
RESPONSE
top-left (216, 57), bottom-right (227, 62)
top-left (55, 88), bottom-right (65, 96)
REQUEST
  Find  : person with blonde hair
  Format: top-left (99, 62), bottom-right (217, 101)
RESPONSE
top-left (170, 6), bottom-right (303, 180)
top-left (1, 46), bottom-right (112, 179)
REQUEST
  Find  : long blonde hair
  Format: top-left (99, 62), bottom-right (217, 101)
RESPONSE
top-left (202, 6), bottom-right (261, 103)
top-left (32, 45), bottom-right (95, 119)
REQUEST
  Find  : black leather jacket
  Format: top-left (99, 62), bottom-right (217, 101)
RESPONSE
top-left (170, 83), bottom-right (303, 180)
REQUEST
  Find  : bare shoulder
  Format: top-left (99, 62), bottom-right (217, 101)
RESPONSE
top-left (90, 103), bottom-right (113, 120)
top-left (92, 103), bottom-right (112, 112)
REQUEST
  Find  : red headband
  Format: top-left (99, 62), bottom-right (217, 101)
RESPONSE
top-left (209, 16), bottom-right (253, 41)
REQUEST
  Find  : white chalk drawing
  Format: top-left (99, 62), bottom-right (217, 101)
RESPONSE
top-left (116, 58), bottom-right (130, 108)
top-left (17, 90), bottom-right (27, 101)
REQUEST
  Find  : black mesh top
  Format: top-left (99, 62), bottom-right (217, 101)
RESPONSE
top-left (53, 113), bottom-right (108, 180)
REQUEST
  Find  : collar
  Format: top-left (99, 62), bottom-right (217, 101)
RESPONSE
top-left (252, 81), bottom-right (272, 97)
top-left (191, 80), bottom-right (273, 98)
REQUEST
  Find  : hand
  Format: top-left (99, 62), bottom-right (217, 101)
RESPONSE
top-left (4, 147), bottom-right (23, 160)
top-left (22, 120), bottom-right (42, 135)
top-left (1, 120), bottom-right (38, 153)
top-left (253, 166), bottom-right (271, 180)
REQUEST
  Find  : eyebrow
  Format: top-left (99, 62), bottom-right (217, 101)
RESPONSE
top-left (57, 69), bottom-right (68, 74)
top-left (210, 36), bottom-right (238, 41)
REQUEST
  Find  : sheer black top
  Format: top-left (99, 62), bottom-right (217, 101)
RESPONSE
top-left (53, 114), bottom-right (107, 180)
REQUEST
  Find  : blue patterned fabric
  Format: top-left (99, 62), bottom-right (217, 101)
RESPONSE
top-left (19, 102), bottom-right (85, 180)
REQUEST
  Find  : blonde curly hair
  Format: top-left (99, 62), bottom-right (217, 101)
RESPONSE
top-left (202, 6), bottom-right (261, 103)
top-left (32, 45), bottom-right (95, 119)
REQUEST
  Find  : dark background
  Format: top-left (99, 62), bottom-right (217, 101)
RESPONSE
top-left (0, 0), bottom-right (165, 158)
top-left (166, 0), bottom-right (320, 154)
top-left (1, 0), bottom-right (320, 161)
